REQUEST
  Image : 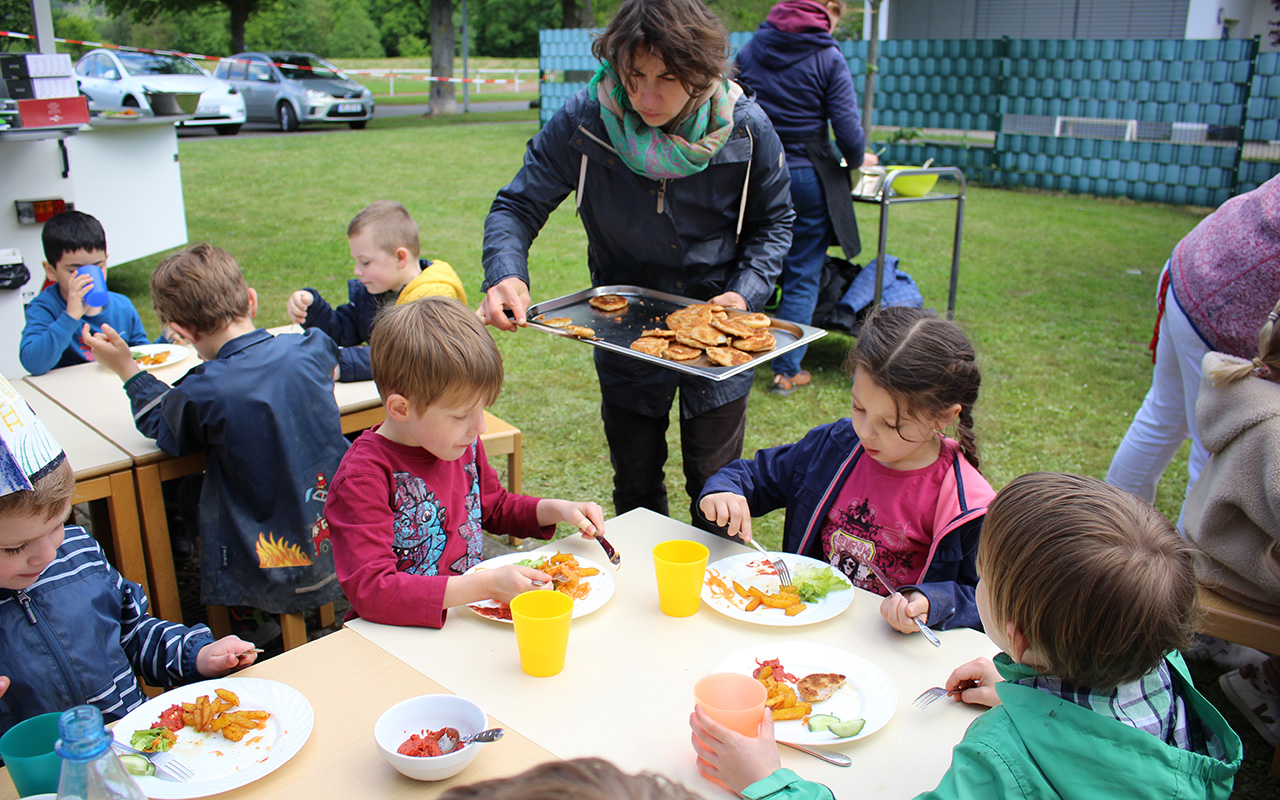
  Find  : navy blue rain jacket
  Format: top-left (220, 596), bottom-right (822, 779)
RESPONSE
top-left (735, 15), bottom-right (866, 170)
top-left (482, 85), bottom-right (794, 418)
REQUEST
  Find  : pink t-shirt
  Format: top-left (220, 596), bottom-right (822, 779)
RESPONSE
top-left (820, 440), bottom-right (960, 594)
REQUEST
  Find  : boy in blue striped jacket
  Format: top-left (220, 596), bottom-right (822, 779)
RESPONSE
top-left (0, 375), bottom-right (256, 737)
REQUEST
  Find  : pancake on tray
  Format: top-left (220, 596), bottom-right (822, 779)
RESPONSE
top-left (538, 317), bottom-right (572, 328)
top-left (665, 343), bottom-right (702, 361)
top-left (563, 325), bottom-right (596, 338)
top-left (733, 331), bottom-right (777, 352)
top-left (704, 346), bottom-right (753, 367)
top-left (630, 336), bottom-right (670, 357)
top-left (588, 294), bottom-right (629, 312)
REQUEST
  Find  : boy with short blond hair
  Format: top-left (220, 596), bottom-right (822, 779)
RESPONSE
top-left (693, 472), bottom-right (1242, 800)
top-left (325, 296), bottom-right (606, 628)
top-left (84, 243), bottom-right (349, 617)
top-left (0, 375), bottom-right (255, 737)
top-left (286, 200), bottom-right (467, 382)
top-left (20, 210), bottom-right (149, 375)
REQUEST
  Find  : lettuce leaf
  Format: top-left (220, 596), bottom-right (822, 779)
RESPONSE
top-left (793, 564), bottom-right (850, 603)
top-left (515, 557), bottom-right (547, 570)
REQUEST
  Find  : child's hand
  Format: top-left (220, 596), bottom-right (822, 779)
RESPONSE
top-left (162, 325), bottom-right (191, 346)
top-left (880, 589), bottom-right (930, 634)
top-left (536, 499), bottom-right (607, 539)
top-left (0, 675), bottom-right (9, 700)
top-left (83, 323), bottom-right (141, 381)
top-left (65, 270), bottom-right (96, 320)
top-left (195, 635), bottom-right (259, 677)
top-left (699, 492), bottom-right (753, 541)
top-left (286, 290), bottom-right (314, 324)
top-left (945, 657), bottom-right (1002, 707)
top-left (689, 706), bottom-right (779, 794)
top-left (488, 565), bottom-right (554, 606)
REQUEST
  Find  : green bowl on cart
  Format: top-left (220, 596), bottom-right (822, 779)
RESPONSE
top-left (884, 166), bottom-right (939, 197)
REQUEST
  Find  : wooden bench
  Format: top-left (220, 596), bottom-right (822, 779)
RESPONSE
top-left (1195, 586), bottom-right (1280, 776)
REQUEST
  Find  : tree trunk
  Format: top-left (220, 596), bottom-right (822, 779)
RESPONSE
top-left (861, 0), bottom-right (881, 145)
top-left (228, 0), bottom-right (252, 54)
top-left (562, 0), bottom-right (594, 28)
top-left (428, 0), bottom-right (457, 115)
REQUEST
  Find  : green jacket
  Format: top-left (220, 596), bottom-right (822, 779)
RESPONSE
top-left (745, 653), bottom-right (1241, 800)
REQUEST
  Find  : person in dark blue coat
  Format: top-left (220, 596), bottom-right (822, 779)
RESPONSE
top-left (479, 0), bottom-right (794, 533)
top-left (736, 0), bottom-right (876, 395)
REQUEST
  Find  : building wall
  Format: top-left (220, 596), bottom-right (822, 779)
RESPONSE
top-left (888, 0), bottom-right (1189, 39)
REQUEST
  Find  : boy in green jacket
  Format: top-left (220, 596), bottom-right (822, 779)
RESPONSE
top-left (692, 472), bottom-right (1242, 800)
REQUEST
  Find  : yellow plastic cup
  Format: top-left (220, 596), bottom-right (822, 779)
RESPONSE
top-left (510, 589), bottom-right (574, 677)
top-left (652, 539), bottom-right (710, 617)
top-left (694, 673), bottom-right (768, 737)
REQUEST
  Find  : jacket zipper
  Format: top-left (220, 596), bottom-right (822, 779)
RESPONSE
top-left (656, 179), bottom-right (667, 214)
top-left (16, 588), bottom-right (89, 706)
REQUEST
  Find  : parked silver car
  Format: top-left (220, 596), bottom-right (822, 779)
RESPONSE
top-left (74, 49), bottom-right (246, 135)
top-left (213, 51), bottom-right (374, 131)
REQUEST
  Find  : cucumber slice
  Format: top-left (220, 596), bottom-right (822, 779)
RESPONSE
top-left (806, 714), bottom-right (841, 733)
top-left (827, 718), bottom-right (865, 738)
top-left (119, 754), bottom-right (155, 777)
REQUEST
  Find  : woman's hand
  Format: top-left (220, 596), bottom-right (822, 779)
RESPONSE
top-left (880, 590), bottom-right (930, 634)
top-left (689, 706), bottom-right (779, 794)
top-left (708, 290), bottom-right (748, 312)
top-left (196, 636), bottom-right (259, 676)
top-left (945, 657), bottom-right (1002, 707)
top-left (83, 323), bottom-right (140, 382)
top-left (862, 152), bottom-right (880, 167)
top-left (478, 277), bottom-right (531, 332)
top-left (699, 492), bottom-right (753, 541)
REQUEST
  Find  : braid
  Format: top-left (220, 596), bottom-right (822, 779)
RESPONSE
top-left (956, 407), bottom-right (981, 469)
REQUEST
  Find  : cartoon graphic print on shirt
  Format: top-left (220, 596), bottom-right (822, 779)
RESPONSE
top-left (449, 446), bottom-right (485, 575)
top-left (392, 471), bottom-right (448, 576)
top-left (821, 497), bottom-right (921, 595)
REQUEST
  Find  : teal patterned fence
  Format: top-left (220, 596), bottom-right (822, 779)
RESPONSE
top-left (539, 29), bottom-right (1280, 205)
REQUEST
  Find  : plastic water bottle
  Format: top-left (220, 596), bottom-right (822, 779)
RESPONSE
top-left (54, 705), bottom-right (146, 800)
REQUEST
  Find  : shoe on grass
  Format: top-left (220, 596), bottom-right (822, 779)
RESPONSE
top-left (1219, 661), bottom-right (1280, 746)
top-left (1186, 635), bottom-right (1268, 671)
top-left (770, 371), bottom-right (812, 396)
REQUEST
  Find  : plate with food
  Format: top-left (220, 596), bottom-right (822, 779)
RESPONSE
top-left (525, 285), bottom-right (826, 382)
top-left (128, 343), bottom-right (192, 371)
top-left (702, 551), bottom-right (853, 626)
top-left (111, 677), bottom-right (314, 799)
top-left (712, 641), bottom-right (897, 746)
top-left (463, 549), bottom-right (615, 622)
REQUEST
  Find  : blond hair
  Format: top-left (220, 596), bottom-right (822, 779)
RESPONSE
top-left (369, 296), bottom-right (503, 411)
top-left (347, 201), bottom-right (420, 259)
top-left (150, 244), bottom-right (251, 336)
top-left (979, 473), bottom-right (1196, 688)
top-left (0, 457), bottom-right (73, 522)
top-left (1209, 296), bottom-right (1280, 386)
top-left (439, 758), bottom-right (704, 800)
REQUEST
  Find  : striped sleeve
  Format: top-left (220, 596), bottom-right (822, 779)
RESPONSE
top-left (112, 554), bottom-right (215, 687)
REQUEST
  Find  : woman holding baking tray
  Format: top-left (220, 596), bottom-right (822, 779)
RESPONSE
top-left (478, 0), bottom-right (793, 533)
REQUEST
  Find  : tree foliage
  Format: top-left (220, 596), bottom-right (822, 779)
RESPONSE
top-left (1, 0), bottom-right (33, 50)
top-left (472, 0), bottom-right (558, 58)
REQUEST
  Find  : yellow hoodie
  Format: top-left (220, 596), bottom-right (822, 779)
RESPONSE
top-left (397, 259), bottom-right (467, 305)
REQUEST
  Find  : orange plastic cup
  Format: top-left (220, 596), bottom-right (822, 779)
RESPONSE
top-left (652, 540), bottom-right (709, 617)
top-left (694, 673), bottom-right (767, 737)
top-left (510, 590), bottom-right (573, 677)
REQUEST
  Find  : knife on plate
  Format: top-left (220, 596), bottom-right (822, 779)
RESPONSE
top-left (578, 519), bottom-right (621, 568)
top-left (860, 558), bottom-right (942, 647)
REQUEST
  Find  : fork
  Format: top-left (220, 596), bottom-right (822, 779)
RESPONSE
top-left (111, 739), bottom-right (195, 782)
top-left (912, 686), bottom-right (951, 710)
top-left (745, 538), bottom-right (793, 586)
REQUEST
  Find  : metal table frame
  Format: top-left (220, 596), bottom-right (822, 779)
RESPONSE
top-left (851, 166), bottom-right (967, 319)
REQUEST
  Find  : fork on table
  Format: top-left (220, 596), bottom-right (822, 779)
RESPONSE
top-left (745, 537), bottom-right (793, 586)
top-left (912, 686), bottom-right (952, 709)
top-left (111, 739), bottom-right (195, 782)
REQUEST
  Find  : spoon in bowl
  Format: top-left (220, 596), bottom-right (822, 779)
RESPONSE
top-left (438, 727), bottom-right (504, 754)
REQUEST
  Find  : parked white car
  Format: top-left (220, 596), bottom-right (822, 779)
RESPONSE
top-left (74, 49), bottom-right (246, 136)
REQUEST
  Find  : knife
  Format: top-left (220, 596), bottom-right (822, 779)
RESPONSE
top-left (579, 519), bottom-right (621, 568)
top-left (860, 558), bottom-right (942, 647)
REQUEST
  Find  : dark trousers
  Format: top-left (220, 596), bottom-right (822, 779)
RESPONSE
top-left (601, 394), bottom-right (749, 535)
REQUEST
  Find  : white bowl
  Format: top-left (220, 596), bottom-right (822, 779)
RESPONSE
top-left (374, 694), bottom-right (488, 781)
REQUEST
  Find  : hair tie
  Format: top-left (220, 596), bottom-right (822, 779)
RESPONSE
top-left (1269, 311), bottom-right (1279, 323)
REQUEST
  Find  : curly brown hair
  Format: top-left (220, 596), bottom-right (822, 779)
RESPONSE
top-left (591, 0), bottom-right (731, 95)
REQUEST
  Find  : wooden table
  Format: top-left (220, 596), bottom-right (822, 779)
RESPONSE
top-left (11, 379), bottom-right (146, 596)
top-left (349, 508), bottom-right (1000, 798)
top-left (0, 629), bottom-right (557, 800)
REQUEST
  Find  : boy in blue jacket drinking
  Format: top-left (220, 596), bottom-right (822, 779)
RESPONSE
top-left (85, 243), bottom-right (349, 623)
top-left (19, 210), bottom-right (150, 375)
top-left (692, 473), bottom-right (1242, 800)
top-left (0, 375), bottom-right (255, 737)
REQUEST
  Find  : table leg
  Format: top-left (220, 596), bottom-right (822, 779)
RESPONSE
top-left (106, 471), bottom-right (147, 598)
top-left (135, 463), bottom-right (183, 624)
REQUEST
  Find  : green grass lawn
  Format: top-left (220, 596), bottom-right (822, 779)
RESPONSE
top-left (105, 117), bottom-right (1279, 797)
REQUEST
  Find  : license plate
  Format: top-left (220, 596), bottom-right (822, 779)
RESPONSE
top-left (196, 104), bottom-right (217, 116)
top-left (337, 103), bottom-right (362, 114)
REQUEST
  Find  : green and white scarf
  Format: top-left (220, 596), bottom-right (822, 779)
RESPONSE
top-left (589, 63), bottom-right (741, 179)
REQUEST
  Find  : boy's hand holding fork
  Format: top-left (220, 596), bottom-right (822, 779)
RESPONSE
top-left (83, 323), bottom-right (140, 381)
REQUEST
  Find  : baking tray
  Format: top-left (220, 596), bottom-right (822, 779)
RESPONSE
top-left (525, 285), bottom-right (826, 381)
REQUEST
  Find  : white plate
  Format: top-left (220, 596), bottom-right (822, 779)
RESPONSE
top-left (463, 549), bottom-right (615, 623)
top-left (702, 552), bottom-right (853, 626)
top-left (111, 677), bottom-right (314, 799)
top-left (127, 343), bottom-right (192, 371)
top-left (712, 642), bottom-right (897, 745)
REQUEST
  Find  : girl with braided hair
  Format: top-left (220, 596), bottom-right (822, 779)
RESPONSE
top-left (700, 307), bottom-right (994, 634)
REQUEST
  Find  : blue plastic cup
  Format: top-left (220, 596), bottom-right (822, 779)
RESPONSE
top-left (0, 712), bottom-right (63, 797)
top-left (77, 264), bottom-right (110, 307)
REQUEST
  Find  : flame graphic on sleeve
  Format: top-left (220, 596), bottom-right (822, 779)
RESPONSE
top-left (255, 532), bottom-right (314, 568)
